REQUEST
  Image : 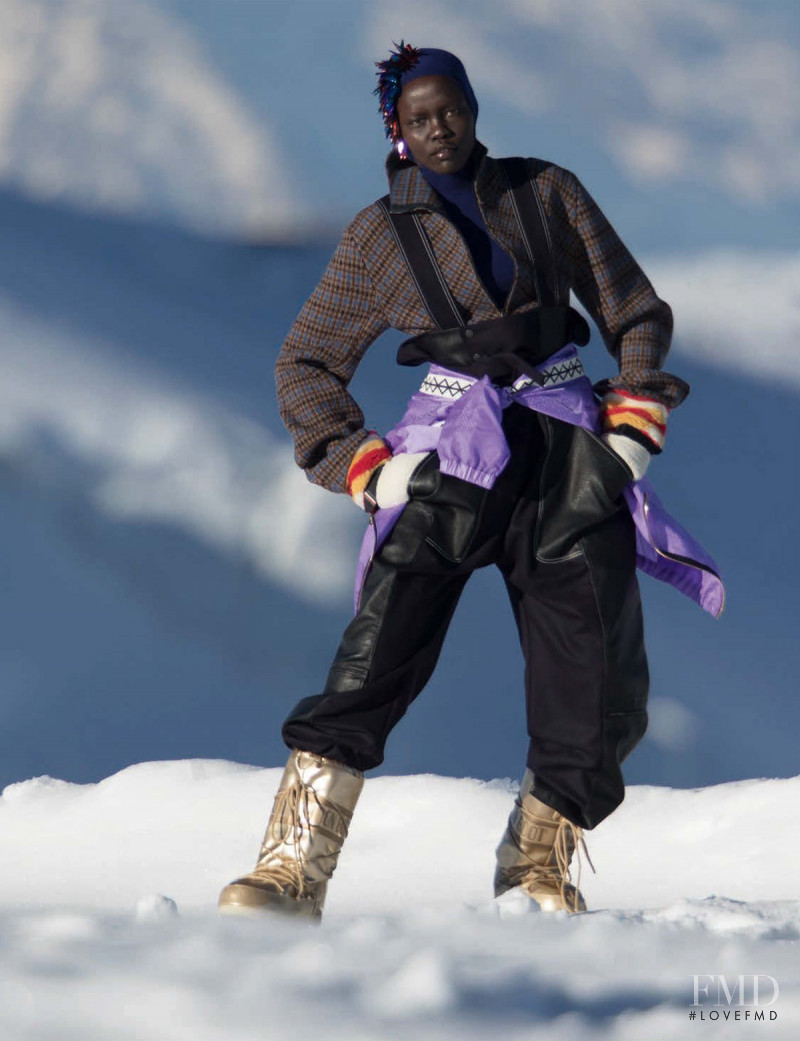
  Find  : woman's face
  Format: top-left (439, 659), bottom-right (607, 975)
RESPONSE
top-left (396, 75), bottom-right (476, 174)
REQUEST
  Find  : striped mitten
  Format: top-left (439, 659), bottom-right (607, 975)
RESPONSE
top-left (600, 391), bottom-right (669, 482)
top-left (346, 435), bottom-right (392, 510)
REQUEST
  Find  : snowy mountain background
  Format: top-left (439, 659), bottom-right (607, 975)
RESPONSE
top-left (4, 0), bottom-right (800, 246)
top-left (0, 0), bottom-right (798, 792)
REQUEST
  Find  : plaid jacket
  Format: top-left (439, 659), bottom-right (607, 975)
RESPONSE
top-left (275, 141), bottom-right (687, 493)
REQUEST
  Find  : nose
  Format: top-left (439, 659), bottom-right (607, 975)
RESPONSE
top-left (430, 117), bottom-right (454, 140)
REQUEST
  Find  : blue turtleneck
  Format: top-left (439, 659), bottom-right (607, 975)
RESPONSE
top-left (417, 148), bottom-right (514, 312)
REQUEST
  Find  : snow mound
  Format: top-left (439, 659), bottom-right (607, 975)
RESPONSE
top-left (2, 760), bottom-right (798, 914)
top-left (0, 761), bottom-right (797, 1039)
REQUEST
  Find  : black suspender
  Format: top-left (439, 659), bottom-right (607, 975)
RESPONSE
top-left (498, 157), bottom-right (560, 309)
top-left (376, 197), bottom-right (464, 329)
top-left (380, 156), bottom-right (558, 330)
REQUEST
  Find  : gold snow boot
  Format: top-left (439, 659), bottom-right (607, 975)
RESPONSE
top-left (218, 749), bottom-right (364, 920)
top-left (494, 769), bottom-right (594, 913)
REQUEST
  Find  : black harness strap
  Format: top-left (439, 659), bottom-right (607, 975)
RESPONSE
top-left (498, 156), bottom-right (560, 308)
top-left (377, 196), bottom-right (464, 329)
top-left (380, 156), bottom-right (558, 326)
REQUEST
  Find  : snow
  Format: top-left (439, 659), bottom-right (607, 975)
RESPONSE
top-left (648, 249), bottom-right (800, 390)
top-left (0, 0), bottom-right (303, 235)
top-left (0, 760), bottom-right (797, 1039)
top-left (0, 296), bottom-right (356, 603)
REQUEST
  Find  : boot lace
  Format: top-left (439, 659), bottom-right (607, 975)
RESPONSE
top-left (518, 803), bottom-right (596, 913)
top-left (259, 777), bottom-right (350, 898)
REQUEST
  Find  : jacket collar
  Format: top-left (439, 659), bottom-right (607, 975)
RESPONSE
top-left (386, 140), bottom-right (504, 214)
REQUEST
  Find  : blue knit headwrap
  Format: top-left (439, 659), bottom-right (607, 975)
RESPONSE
top-left (374, 43), bottom-right (478, 148)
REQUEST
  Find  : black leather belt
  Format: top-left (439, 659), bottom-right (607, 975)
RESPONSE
top-left (396, 307), bottom-right (590, 386)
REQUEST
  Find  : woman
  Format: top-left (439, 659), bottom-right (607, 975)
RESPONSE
top-left (218, 44), bottom-right (722, 918)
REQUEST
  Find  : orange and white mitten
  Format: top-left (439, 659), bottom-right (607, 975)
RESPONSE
top-left (346, 435), bottom-right (392, 511)
top-left (600, 391), bottom-right (669, 482)
top-left (346, 437), bottom-right (429, 513)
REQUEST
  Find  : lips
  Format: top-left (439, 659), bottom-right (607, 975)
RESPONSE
top-left (431, 145), bottom-right (458, 159)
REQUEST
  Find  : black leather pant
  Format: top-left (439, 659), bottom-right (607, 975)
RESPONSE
top-left (283, 404), bottom-right (649, 829)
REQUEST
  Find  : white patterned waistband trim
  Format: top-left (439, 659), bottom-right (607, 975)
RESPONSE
top-left (419, 357), bottom-right (586, 399)
top-left (419, 374), bottom-right (475, 398)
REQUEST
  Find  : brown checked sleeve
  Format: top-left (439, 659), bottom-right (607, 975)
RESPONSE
top-left (274, 226), bottom-right (390, 494)
top-left (556, 168), bottom-right (689, 409)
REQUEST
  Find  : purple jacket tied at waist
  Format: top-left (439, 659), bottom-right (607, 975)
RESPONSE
top-left (355, 344), bottom-right (724, 618)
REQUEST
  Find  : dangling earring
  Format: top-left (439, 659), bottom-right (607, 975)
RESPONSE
top-left (396, 138), bottom-right (407, 158)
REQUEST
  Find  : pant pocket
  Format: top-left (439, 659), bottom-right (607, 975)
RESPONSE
top-left (373, 454), bottom-right (441, 569)
top-left (407, 451), bottom-right (488, 564)
top-left (537, 424), bottom-right (633, 562)
top-left (407, 450), bottom-right (441, 499)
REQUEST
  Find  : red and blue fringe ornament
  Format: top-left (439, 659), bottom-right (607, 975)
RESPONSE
top-left (374, 40), bottom-right (421, 146)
